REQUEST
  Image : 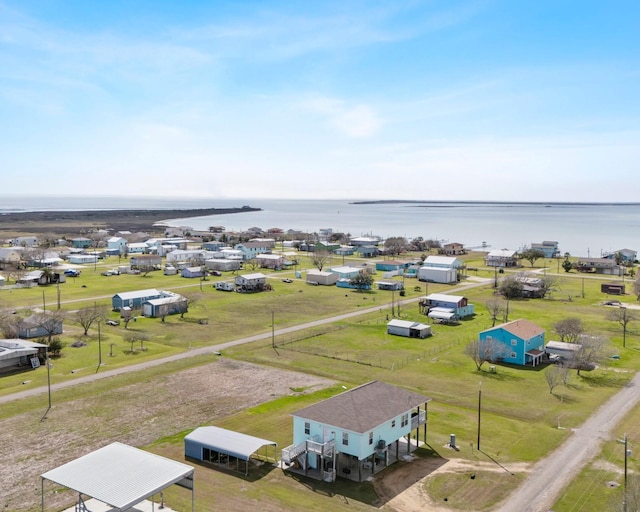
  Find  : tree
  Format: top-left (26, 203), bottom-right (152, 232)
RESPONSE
top-left (554, 317), bottom-right (585, 343)
top-left (73, 305), bottom-right (107, 335)
top-left (310, 250), bottom-right (331, 271)
top-left (349, 272), bottom-right (373, 292)
top-left (572, 335), bottom-right (610, 375)
top-left (0, 305), bottom-right (20, 338)
top-left (498, 276), bottom-right (523, 300)
top-left (244, 258), bottom-right (260, 271)
top-left (519, 248), bottom-right (546, 267)
top-left (538, 275), bottom-right (559, 299)
top-left (485, 299), bottom-right (505, 327)
top-left (123, 331), bottom-right (149, 353)
top-left (384, 237), bottom-right (408, 257)
top-left (606, 307), bottom-right (636, 348)
top-left (46, 337), bottom-right (66, 357)
top-left (464, 339), bottom-right (510, 371)
top-left (545, 365), bottom-right (568, 394)
top-left (27, 310), bottom-right (66, 346)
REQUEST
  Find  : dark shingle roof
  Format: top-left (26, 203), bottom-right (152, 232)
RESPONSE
top-left (292, 381), bottom-right (430, 434)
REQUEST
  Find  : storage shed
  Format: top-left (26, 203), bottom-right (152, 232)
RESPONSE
top-left (142, 296), bottom-right (188, 318)
top-left (417, 267), bottom-right (457, 284)
top-left (306, 270), bottom-right (338, 286)
top-left (387, 319), bottom-right (432, 338)
top-left (601, 282), bottom-right (626, 295)
top-left (184, 426), bottom-right (277, 476)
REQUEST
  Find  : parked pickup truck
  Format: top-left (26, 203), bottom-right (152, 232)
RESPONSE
top-left (64, 269), bottom-right (81, 277)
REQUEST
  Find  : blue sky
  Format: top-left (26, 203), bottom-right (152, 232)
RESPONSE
top-left (1, 0), bottom-right (638, 201)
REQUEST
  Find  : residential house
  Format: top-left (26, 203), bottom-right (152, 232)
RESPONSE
top-left (330, 266), bottom-right (363, 280)
top-left (10, 236), bottom-right (38, 248)
top-left (386, 319), bottom-right (431, 338)
top-left (68, 254), bottom-right (98, 265)
top-left (107, 237), bottom-right (128, 255)
top-left (70, 237), bottom-right (93, 249)
top-left (205, 259), bottom-right (242, 272)
top-left (166, 249), bottom-right (212, 264)
top-left (440, 242), bottom-right (465, 256)
top-left (126, 242), bottom-right (150, 254)
top-left (257, 254), bottom-right (284, 269)
top-left (18, 314), bottom-right (64, 339)
top-left (335, 246), bottom-right (355, 256)
top-left (220, 248), bottom-right (244, 260)
top-left (235, 241), bottom-right (273, 260)
top-left (130, 254), bottom-right (162, 270)
top-left (419, 293), bottom-right (475, 322)
top-left (575, 258), bottom-right (622, 276)
top-left (203, 240), bottom-right (225, 251)
top-left (0, 247), bottom-right (24, 266)
top-left (0, 339), bottom-right (47, 371)
top-left (181, 267), bottom-right (204, 279)
top-left (531, 241), bottom-right (560, 259)
top-left (603, 249), bottom-right (637, 263)
top-left (142, 294), bottom-right (188, 318)
top-left (375, 260), bottom-right (411, 272)
top-left (376, 280), bottom-right (404, 291)
top-left (281, 381), bottom-right (430, 483)
top-left (234, 273), bottom-right (268, 293)
top-left (17, 270), bottom-right (64, 287)
top-left (478, 319), bottom-right (545, 367)
top-left (112, 289), bottom-right (167, 311)
top-left (350, 236), bottom-right (381, 246)
top-left (356, 245), bottom-right (380, 258)
top-left (515, 275), bottom-right (546, 298)
top-left (422, 255), bottom-right (464, 269)
top-left (484, 249), bottom-right (519, 267)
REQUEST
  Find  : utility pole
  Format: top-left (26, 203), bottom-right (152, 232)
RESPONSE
top-left (98, 321), bottom-right (102, 367)
top-left (477, 381), bottom-right (482, 451)
top-left (271, 311), bottom-right (275, 350)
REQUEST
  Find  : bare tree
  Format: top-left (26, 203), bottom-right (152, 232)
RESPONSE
top-left (384, 237), bottom-right (408, 257)
top-left (0, 305), bottom-right (20, 338)
top-left (73, 305), bottom-right (108, 335)
top-left (244, 258), bottom-right (260, 271)
top-left (545, 365), bottom-right (568, 394)
top-left (26, 310), bottom-right (66, 346)
top-left (573, 334), bottom-right (611, 375)
top-left (310, 250), bottom-right (331, 271)
top-left (485, 299), bottom-right (505, 327)
top-left (554, 317), bottom-right (585, 343)
top-left (123, 330), bottom-right (149, 353)
top-left (539, 275), bottom-right (559, 298)
top-left (606, 307), bottom-right (636, 348)
top-left (464, 339), bottom-right (511, 371)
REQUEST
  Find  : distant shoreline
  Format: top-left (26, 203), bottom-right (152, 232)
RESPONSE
top-left (0, 206), bottom-right (261, 235)
top-left (350, 200), bottom-right (640, 206)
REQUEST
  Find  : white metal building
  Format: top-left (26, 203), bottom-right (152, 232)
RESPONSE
top-left (40, 442), bottom-right (194, 512)
top-left (387, 319), bottom-right (432, 338)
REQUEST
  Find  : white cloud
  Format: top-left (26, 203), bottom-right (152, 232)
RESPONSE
top-left (300, 96), bottom-right (382, 138)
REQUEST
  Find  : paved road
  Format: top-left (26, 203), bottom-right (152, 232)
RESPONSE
top-left (497, 371), bottom-right (640, 512)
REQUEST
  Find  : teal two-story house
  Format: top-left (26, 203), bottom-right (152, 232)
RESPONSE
top-left (478, 318), bottom-right (545, 367)
top-left (281, 381), bottom-right (430, 483)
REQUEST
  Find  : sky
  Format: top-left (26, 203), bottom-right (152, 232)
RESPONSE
top-left (1, 0), bottom-right (639, 202)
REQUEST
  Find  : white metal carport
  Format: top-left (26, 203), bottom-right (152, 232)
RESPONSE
top-left (41, 442), bottom-right (194, 511)
top-left (184, 426), bottom-right (277, 476)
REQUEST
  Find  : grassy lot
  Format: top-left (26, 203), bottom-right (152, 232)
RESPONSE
top-left (2, 250), bottom-right (640, 510)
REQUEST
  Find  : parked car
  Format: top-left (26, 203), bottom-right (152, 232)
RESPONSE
top-left (105, 319), bottom-right (120, 326)
top-left (210, 270), bottom-right (222, 276)
top-left (64, 269), bottom-right (81, 277)
top-left (101, 269), bottom-right (120, 276)
top-left (282, 278), bottom-right (293, 283)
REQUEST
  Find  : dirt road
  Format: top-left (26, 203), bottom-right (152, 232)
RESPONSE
top-left (497, 371), bottom-right (640, 512)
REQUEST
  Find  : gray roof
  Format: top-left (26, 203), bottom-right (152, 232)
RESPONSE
top-left (41, 442), bottom-right (193, 510)
top-left (185, 426), bottom-right (277, 461)
top-left (114, 288), bottom-right (161, 300)
top-left (292, 381), bottom-right (430, 434)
